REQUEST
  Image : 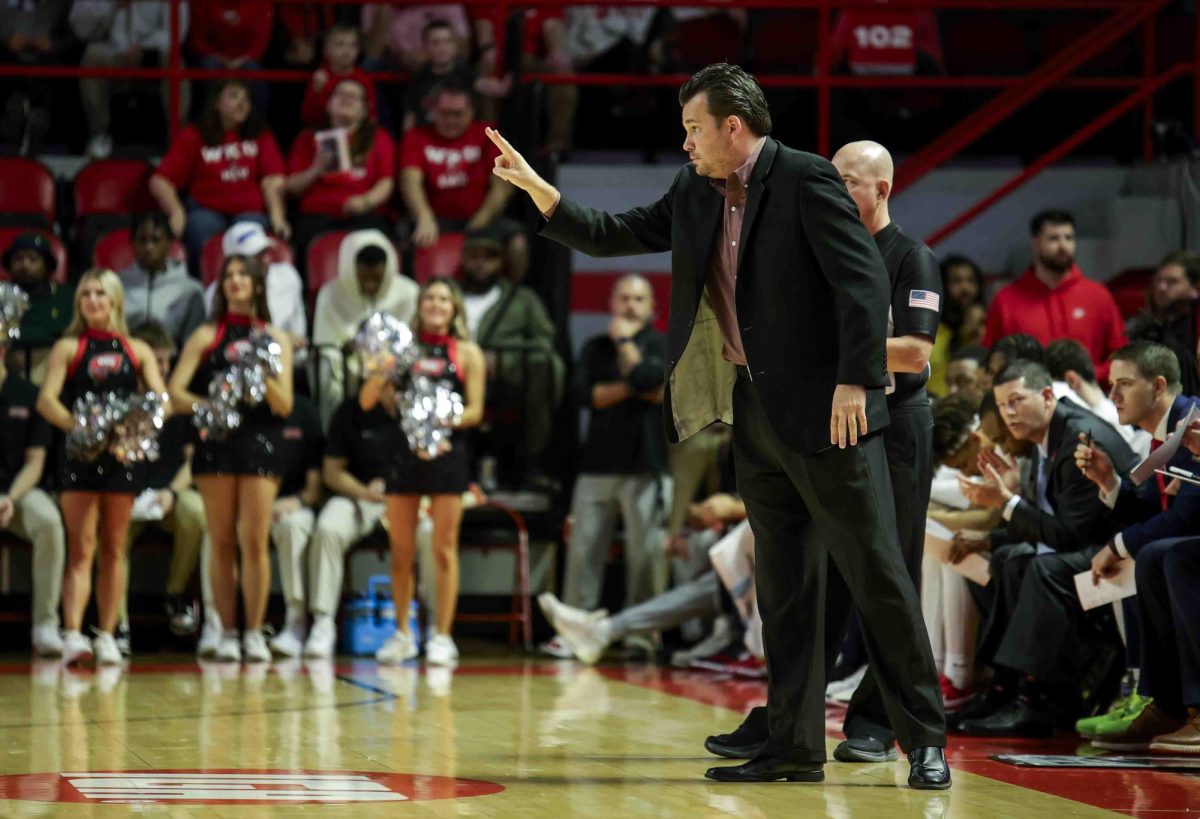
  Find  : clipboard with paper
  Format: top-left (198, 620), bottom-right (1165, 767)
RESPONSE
top-left (1130, 405), bottom-right (1200, 485)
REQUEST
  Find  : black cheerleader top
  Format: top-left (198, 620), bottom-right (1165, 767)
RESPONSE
top-left (407, 331), bottom-right (467, 396)
top-left (65, 328), bottom-right (140, 406)
top-left (191, 314), bottom-right (280, 429)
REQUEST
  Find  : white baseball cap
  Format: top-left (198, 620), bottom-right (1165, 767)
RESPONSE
top-left (222, 222), bottom-right (273, 258)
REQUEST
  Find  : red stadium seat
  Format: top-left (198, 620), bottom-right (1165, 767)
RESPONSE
top-left (203, 230), bottom-right (297, 288)
top-left (74, 160), bottom-right (155, 217)
top-left (748, 11), bottom-right (818, 73)
top-left (92, 228), bottom-right (185, 274)
top-left (665, 14), bottom-right (745, 72)
top-left (0, 158), bottom-right (56, 227)
top-left (305, 231), bottom-right (351, 300)
top-left (413, 232), bottom-right (465, 284)
top-left (0, 228), bottom-right (68, 284)
top-left (1107, 266), bottom-right (1154, 319)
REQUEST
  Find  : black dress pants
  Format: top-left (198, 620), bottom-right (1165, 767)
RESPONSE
top-left (824, 401), bottom-right (934, 745)
top-left (1135, 537), bottom-right (1200, 711)
top-left (732, 373), bottom-right (945, 763)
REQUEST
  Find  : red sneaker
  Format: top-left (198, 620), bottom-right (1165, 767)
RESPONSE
top-left (939, 675), bottom-right (973, 711)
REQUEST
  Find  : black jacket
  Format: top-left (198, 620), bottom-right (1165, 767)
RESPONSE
top-left (541, 137), bottom-right (891, 454)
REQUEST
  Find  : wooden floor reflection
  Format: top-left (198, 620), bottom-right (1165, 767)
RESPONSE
top-left (0, 656), bottom-right (1192, 816)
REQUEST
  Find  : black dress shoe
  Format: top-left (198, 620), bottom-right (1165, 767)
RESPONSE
top-left (704, 705), bottom-right (768, 759)
top-left (907, 746), bottom-right (951, 790)
top-left (951, 684), bottom-right (1014, 731)
top-left (833, 735), bottom-right (899, 763)
top-left (958, 698), bottom-right (1056, 738)
top-left (705, 756), bottom-right (824, 783)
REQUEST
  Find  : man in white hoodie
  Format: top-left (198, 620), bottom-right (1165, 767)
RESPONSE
top-left (311, 230), bottom-right (419, 427)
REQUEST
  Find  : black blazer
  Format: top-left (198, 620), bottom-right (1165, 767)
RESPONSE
top-left (997, 400), bottom-right (1139, 553)
top-left (540, 137), bottom-right (891, 454)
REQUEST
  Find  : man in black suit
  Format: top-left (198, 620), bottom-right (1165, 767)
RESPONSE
top-left (487, 63), bottom-right (948, 788)
top-left (955, 359), bottom-right (1137, 736)
top-left (705, 140), bottom-right (944, 765)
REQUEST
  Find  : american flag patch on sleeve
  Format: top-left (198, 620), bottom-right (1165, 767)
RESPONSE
top-left (908, 290), bottom-right (941, 311)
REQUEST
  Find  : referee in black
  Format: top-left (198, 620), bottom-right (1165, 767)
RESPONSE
top-left (706, 140), bottom-right (944, 764)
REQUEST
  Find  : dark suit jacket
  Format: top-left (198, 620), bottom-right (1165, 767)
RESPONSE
top-left (1109, 394), bottom-right (1200, 556)
top-left (993, 400), bottom-right (1138, 553)
top-left (540, 137), bottom-right (891, 454)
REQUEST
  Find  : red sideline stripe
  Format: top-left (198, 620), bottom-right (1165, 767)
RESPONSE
top-left (571, 272), bottom-right (672, 331)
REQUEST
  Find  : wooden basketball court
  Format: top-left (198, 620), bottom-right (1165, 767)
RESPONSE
top-left (0, 654), bottom-right (1194, 816)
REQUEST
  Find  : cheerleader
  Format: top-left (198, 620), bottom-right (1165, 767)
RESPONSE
top-left (362, 277), bottom-right (484, 666)
top-left (36, 269), bottom-right (168, 666)
top-left (168, 254), bottom-right (294, 663)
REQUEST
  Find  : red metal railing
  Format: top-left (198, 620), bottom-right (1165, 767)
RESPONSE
top-left (0, 0), bottom-right (1190, 246)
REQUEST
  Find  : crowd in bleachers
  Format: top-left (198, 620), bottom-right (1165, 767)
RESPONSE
top-left (0, 1), bottom-right (1196, 752)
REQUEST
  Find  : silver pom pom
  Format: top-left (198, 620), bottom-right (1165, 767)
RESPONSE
top-left (193, 328), bottom-right (283, 441)
top-left (355, 312), bottom-right (416, 380)
top-left (66, 391), bottom-right (114, 462)
top-left (108, 392), bottom-right (168, 465)
top-left (0, 283), bottom-right (29, 343)
top-left (399, 375), bottom-right (464, 459)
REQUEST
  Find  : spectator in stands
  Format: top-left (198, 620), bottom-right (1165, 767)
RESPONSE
top-left (829, 10), bottom-right (943, 75)
top-left (1046, 338), bottom-right (1149, 457)
top-left (265, 395), bottom-right (324, 659)
top-left (150, 80), bottom-right (288, 269)
top-left (361, 3), bottom-right (471, 71)
top-left (311, 231), bottom-right (419, 428)
top-left (5, 232), bottom-right (71, 380)
top-left (1146, 250), bottom-right (1200, 322)
top-left (944, 344), bottom-right (986, 402)
top-left (121, 322), bottom-right (206, 640)
top-left (120, 212), bottom-right (205, 348)
top-left (928, 255), bottom-right (986, 396)
top-left (402, 19), bottom-right (509, 133)
top-left (69, 0), bottom-right (191, 160)
top-left (278, 4), bottom-right (337, 69)
top-left (955, 360), bottom-right (1136, 737)
top-left (460, 228), bottom-right (563, 486)
top-left (1127, 251), bottom-right (1200, 398)
top-left (561, 274), bottom-right (667, 612)
top-left (0, 321), bottom-right (63, 657)
top-left (540, 491), bottom-right (754, 668)
top-left (979, 333), bottom-right (1044, 394)
top-left (286, 79), bottom-right (394, 261)
top-left (398, 81), bottom-right (528, 280)
top-left (299, 23), bottom-right (376, 128)
top-left (983, 209), bottom-right (1126, 380)
top-left (202, 223), bottom-right (307, 353)
top-left (186, 0), bottom-right (273, 111)
top-left (473, 7), bottom-right (576, 154)
top-left (0, 0), bottom-right (69, 156)
top-left (1073, 342), bottom-right (1199, 750)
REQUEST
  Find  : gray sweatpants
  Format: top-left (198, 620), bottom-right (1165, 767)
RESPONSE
top-left (609, 570), bottom-right (720, 641)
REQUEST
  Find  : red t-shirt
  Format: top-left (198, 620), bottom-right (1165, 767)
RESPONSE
top-left (156, 125), bottom-right (286, 215)
top-left (300, 64), bottom-right (379, 128)
top-left (288, 127), bottom-right (395, 217)
top-left (399, 122), bottom-right (500, 221)
top-left (830, 11), bottom-right (943, 74)
top-left (469, 8), bottom-right (564, 58)
top-left (983, 265), bottom-right (1127, 381)
top-left (188, 1), bottom-right (274, 62)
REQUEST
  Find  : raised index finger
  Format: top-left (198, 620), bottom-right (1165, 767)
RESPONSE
top-left (485, 126), bottom-right (515, 157)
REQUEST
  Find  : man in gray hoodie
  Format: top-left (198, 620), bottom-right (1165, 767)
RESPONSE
top-left (120, 211), bottom-right (206, 348)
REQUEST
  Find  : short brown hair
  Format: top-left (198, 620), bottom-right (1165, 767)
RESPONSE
top-left (1111, 341), bottom-right (1182, 393)
top-left (678, 63), bottom-right (772, 137)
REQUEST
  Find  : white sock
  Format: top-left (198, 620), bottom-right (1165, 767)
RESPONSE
top-left (944, 655), bottom-right (973, 691)
top-left (285, 607), bottom-right (306, 630)
top-left (222, 629), bottom-right (238, 641)
top-left (313, 613), bottom-right (334, 629)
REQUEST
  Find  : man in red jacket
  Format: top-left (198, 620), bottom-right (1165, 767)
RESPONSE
top-left (983, 209), bottom-right (1126, 382)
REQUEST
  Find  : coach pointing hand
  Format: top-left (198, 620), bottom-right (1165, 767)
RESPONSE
top-left (491, 63), bottom-right (948, 789)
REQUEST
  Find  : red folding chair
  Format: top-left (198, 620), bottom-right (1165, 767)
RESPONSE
top-left (413, 232), bottom-right (466, 283)
top-left (92, 228), bottom-right (185, 273)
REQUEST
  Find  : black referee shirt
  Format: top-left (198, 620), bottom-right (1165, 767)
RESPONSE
top-left (874, 222), bottom-right (942, 407)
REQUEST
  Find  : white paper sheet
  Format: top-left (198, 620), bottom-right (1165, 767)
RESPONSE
top-left (1073, 560), bottom-right (1137, 611)
top-left (924, 518), bottom-right (991, 586)
top-left (1130, 405), bottom-right (1200, 485)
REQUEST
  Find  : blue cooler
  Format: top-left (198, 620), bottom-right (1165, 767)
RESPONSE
top-left (341, 575), bottom-right (400, 655)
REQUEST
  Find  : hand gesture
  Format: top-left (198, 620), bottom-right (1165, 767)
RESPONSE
top-left (412, 214), bottom-right (439, 248)
top-left (978, 447), bottom-right (1019, 493)
top-left (957, 473), bottom-right (1005, 509)
top-left (1090, 546), bottom-right (1125, 586)
top-left (486, 127), bottom-right (544, 193)
top-left (949, 529), bottom-right (989, 564)
top-left (830, 384), bottom-right (867, 448)
top-left (364, 479), bottom-right (386, 504)
top-left (1074, 432), bottom-right (1118, 494)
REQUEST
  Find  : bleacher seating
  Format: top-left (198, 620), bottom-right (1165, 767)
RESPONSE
top-left (413, 232), bottom-right (466, 283)
top-left (92, 227), bottom-right (186, 274)
top-left (0, 158), bottom-right (56, 228)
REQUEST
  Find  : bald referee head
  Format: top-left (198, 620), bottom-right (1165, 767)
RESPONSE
top-left (831, 140), bottom-right (894, 236)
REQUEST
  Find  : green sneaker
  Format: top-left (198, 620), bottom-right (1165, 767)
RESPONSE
top-left (1076, 693), bottom-right (1153, 739)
